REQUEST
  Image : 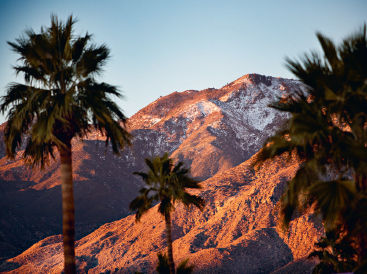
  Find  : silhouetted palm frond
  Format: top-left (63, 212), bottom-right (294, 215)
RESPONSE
top-left (2, 15), bottom-right (131, 273)
top-left (130, 153), bottom-right (204, 274)
top-left (255, 25), bottom-right (367, 268)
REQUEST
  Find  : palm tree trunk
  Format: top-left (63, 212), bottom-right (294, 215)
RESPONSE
top-left (354, 173), bottom-right (367, 264)
top-left (362, 175), bottom-right (367, 192)
top-left (360, 174), bottom-right (367, 263)
top-left (59, 141), bottom-right (76, 274)
top-left (165, 212), bottom-right (175, 274)
top-left (359, 174), bottom-right (367, 264)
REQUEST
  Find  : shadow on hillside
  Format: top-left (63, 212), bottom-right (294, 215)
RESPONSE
top-left (77, 255), bottom-right (99, 272)
top-left (0, 140), bottom-right (143, 261)
top-left (0, 261), bottom-right (20, 272)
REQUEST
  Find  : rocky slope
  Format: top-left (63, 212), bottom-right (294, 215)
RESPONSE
top-left (0, 73), bottom-right (303, 261)
top-left (129, 74), bottom-right (300, 179)
top-left (1, 152), bottom-right (322, 273)
top-left (0, 138), bottom-right (143, 260)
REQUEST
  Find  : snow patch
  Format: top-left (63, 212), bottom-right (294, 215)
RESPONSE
top-left (183, 101), bottom-right (221, 120)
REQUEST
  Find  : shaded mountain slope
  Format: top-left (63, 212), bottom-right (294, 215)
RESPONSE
top-left (128, 74), bottom-right (301, 179)
top-left (0, 73), bottom-right (302, 260)
top-left (2, 152), bottom-right (323, 273)
top-left (0, 139), bottom-right (141, 260)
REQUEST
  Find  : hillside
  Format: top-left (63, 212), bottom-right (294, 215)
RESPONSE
top-left (2, 152), bottom-right (322, 273)
top-left (0, 73), bottom-right (305, 262)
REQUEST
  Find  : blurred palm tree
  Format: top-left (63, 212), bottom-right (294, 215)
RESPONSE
top-left (309, 229), bottom-right (357, 273)
top-left (130, 153), bottom-right (204, 274)
top-left (255, 25), bottom-right (367, 270)
top-left (1, 15), bottom-right (131, 273)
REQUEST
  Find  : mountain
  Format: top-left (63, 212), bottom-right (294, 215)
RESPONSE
top-left (2, 152), bottom-right (322, 273)
top-left (0, 138), bottom-right (143, 260)
top-left (0, 73), bottom-right (309, 265)
top-left (129, 74), bottom-right (300, 179)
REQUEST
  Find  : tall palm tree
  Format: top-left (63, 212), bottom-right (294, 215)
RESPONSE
top-left (1, 15), bottom-right (131, 273)
top-left (255, 25), bottom-right (367, 269)
top-left (130, 153), bottom-right (205, 274)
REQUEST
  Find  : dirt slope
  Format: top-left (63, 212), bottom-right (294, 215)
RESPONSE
top-left (2, 152), bottom-right (322, 273)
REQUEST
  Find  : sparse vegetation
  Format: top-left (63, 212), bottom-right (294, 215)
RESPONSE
top-left (255, 25), bottom-right (367, 271)
top-left (156, 252), bottom-right (194, 274)
top-left (130, 153), bottom-right (204, 274)
top-left (1, 15), bottom-right (131, 273)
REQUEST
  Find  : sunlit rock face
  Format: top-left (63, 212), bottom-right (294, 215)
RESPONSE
top-left (0, 74), bottom-right (322, 273)
top-left (2, 153), bottom-right (322, 273)
top-left (129, 73), bottom-right (300, 180)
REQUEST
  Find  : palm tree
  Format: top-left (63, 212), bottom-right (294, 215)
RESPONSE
top-left (308, 229), bottom-right (357, 273)
top-left (156, 252), bottom-right (194, 274)
top-left (130, 153), bottom-right (205, 274)
top-left (254, 25), bottom-right (367, 269)
top-left (1, 15), bottom-right (131, 273)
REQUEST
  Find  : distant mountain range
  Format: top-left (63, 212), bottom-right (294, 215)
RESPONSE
top-left (0, 74), bottom-right (322, 273)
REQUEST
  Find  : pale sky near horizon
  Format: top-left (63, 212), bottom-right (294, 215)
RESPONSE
top-left (0, 0), bottom-right (366, 123)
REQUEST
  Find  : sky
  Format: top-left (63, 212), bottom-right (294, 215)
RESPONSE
top-left (0, 0), bottom-right (366, 123)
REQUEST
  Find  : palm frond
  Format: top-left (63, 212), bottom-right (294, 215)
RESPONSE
top-left (131, 153), bottom-right (205, 221)
top-left (309, 180), bottom-right (356, 229)
top-left (3, 14), bottom-right (131, 166)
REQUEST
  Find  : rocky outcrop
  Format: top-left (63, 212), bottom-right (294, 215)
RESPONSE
top-left (2, 153), bottom-right (323, 273)
top-left (0, 73), bottom-right (309, 266)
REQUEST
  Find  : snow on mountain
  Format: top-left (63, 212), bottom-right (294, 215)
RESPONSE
top-left (0, 73), bottom-right (304, 263)
top-left (128, 73), bottom-right (301, 179)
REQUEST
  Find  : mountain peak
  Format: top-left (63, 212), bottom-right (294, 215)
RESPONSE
top-left (226, 73), bottom-right (274, 88)
top-left (0, 73), bottom-right (315, 273)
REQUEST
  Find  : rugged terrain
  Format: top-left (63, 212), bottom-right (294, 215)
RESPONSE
top-left (2, 152), bottom-right (322, 273)
top-left (0, 73), bottom-right (322, 272)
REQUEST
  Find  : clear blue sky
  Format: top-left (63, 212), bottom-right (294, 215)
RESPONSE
top-left (0, 0), bottom-right (366, 123)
